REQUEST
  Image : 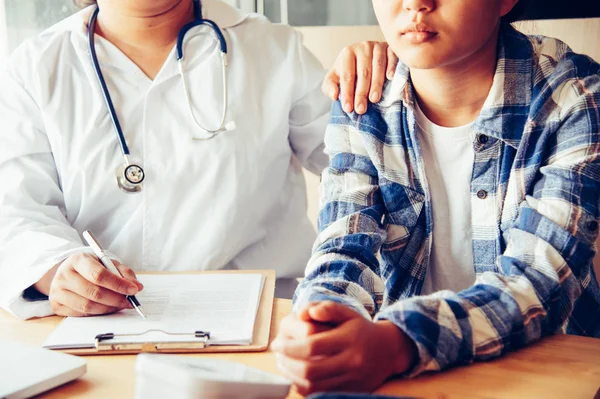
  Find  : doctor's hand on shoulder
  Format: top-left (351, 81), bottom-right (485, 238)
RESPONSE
top-left (34, 254), bottom-right (143, 317)
top-left (323, 41), bottom-right (398, 115)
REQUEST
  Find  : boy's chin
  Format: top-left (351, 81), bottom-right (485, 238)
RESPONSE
top-left (400, 56), bottom-right (446, 70)
top-left (396, 48), bottom-right (451, 70)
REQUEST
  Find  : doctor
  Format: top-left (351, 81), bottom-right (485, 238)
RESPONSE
top-left (0, 0), bottom-right (390, 319)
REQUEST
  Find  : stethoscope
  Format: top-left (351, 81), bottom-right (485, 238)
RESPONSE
top-left (88, 0), bottom-right (235, 193)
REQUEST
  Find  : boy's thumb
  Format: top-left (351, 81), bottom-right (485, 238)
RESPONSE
top-left (308, 301), bottom-right (358, 325)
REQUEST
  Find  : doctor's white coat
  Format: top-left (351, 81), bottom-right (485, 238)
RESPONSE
top-left (0, 0), bottom-right (331, 319)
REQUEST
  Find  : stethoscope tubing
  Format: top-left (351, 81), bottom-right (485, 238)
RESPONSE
top-left (88, 7), bottom-right (131, 157)
top-left (176, 18), bottom-right (227, 60)
top-left (176, 7), bottom-right (231, 137)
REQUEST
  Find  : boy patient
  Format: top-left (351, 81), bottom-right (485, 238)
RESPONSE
top-left (272, 0), bottom-right (600, 395)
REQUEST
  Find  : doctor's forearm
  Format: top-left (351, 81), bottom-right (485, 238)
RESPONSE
top-left (32, 264), bottom-right (60, 296)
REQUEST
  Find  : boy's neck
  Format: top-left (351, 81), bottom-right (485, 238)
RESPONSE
top-left (410, 25), bottom-right (500, 128)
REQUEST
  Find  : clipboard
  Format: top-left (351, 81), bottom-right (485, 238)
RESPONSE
top-left (56, 270), bottom-right (276, 356)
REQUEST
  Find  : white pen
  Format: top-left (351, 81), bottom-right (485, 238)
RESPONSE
top-left (82, 230), bottom-right (147, 319)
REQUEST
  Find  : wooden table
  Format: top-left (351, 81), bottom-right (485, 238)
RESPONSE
top-left (1, 299), bottom-right (599, 399)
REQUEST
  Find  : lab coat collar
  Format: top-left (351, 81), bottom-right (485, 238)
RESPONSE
top-left (201, 0), bottom-right (251, 29)
top-left (68, 0), bottom-right (251, 81)
top-left (69, 0), bottom-right (250, 54)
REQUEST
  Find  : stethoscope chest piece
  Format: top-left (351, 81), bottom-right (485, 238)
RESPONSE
top-left (116, 162), bottom-right (145, 193)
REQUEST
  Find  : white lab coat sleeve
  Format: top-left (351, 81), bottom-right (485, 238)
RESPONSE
top-left (0, 62), bottom-right (93, 320)
top-left (288, 30), bottom-right (331, 176)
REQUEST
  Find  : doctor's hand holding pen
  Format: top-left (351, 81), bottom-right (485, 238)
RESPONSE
top-left (323, 41), bottom-right (399, 115)
top-left (33, 253), bottom-right (144, 317)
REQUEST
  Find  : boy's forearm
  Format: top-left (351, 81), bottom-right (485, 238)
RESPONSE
top-left (293, 278), bottom-right (374, 320)
top-left (375, 263), bottom-right (582, 376)
top-left (294, 251), bottom-right (385, 319)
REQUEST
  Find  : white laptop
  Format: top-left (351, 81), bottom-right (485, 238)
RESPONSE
top-left (0, 341), bottom-right (86, 399)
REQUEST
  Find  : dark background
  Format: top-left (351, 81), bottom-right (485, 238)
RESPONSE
top-left (518, 0), bottom-right (600, 19)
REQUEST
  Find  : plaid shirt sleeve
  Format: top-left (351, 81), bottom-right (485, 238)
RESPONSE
top-left (294, 62), bottom-right (600, 375)
top-left (293, 100), bottom-right (390, 321)
top-left (294, 101), bottom-right (385, 319)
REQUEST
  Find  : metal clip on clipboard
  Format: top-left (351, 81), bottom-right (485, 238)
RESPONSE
top-left (94, 329), bottom-right (211, 352)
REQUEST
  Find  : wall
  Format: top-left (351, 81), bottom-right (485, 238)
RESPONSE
top-left (297, 26), bottom-right (385, 234)
top-left (297, 18), bottom-right (600, 282)
top-left (0, 0), bottom-right (7, 70)
top-left (514, 19), bottom-right (600, 61)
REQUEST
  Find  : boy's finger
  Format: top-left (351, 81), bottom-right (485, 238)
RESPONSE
top-left (271, 329), bottom-right (346, 359)
top-left (280, 314), bottom-right (332, 339)
top-left (297, 305), bottom-right (313, 322)
top-left (275, 351), bottom-right (351, 383)
top-left (308, 301), bottom-right (360, 324)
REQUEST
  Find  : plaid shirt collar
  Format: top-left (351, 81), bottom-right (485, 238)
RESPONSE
top-left (381, 23), bottom-right (532, 150)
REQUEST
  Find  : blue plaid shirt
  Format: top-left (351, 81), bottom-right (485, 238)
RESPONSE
top-left (294, 24), bottom-right (600, 376)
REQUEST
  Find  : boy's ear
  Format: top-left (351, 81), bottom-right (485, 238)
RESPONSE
top-left (500, 0), bottom-right (521, 18)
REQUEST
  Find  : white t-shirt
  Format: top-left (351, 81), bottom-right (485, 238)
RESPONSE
top-left (415, 103), bottom-right (477, 295)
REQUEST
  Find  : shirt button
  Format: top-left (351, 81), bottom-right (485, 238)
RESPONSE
top-left (477, 190), bottom-right (488, 199)
top-left (477, 134), bottom-right (489, 145)
top-left (587, 221), bottom-right (599, 232)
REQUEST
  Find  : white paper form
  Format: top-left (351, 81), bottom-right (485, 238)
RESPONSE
top-left (43, 274), bottom-right (264, 349)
